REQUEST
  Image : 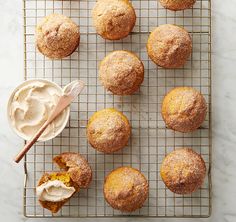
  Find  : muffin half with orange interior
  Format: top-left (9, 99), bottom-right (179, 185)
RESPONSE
top-left (36, 172), bottom-right (79, 213)
top-left (36, 152), bottom-right (92, 213)
top-left (53, 152), bottom-right (92, 189)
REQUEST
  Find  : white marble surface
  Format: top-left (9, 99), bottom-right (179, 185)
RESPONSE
top-left (0, 0), bottom-right (236, 221)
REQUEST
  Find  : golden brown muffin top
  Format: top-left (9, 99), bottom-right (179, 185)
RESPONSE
top-left (160, 148), bottom-right (206, 194)
top-left (53, 152), bottom-right (92, 189)
top-left (37, 172), bottom-right (79, 213)
top-left (87, 108), bottom-right (131, 153)
top-left (162, 87), bottom-right (207, 133)
top-left (160, 0), bottom-right (197, 11)
top-left (99, 50), bottom-right (144, 95)
top-left (104, 166), bottom-right (149, 212)
top-left (36, 14), bottom-right (80, 59)
top-left (147, 24), bottom-right (192, 68)
top-left (92, 0), bottom-right (136, 40)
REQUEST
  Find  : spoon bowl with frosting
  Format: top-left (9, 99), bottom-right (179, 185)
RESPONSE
top-left (7, 79), bottom-right (70, 141)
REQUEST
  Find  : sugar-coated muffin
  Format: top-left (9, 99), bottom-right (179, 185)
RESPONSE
top-left (99, 50), bottom-right (144, 95)
top-left (147, 24), bottom-right (192, 68)
top-left (92, 0), bottom-right (136, 40)
top-left (53, 152), bottom-right (92, 189)
top-left (36, 14), bottom-right (80, 59)
top-left (159, 0), bottom-right (197, 11)
top-left (104, 167), bottom-right (149, 212)
top-left (87, 108), bottom-right (131, 153)
top-left (161, 87), bottom-right (207, 133)
top-left (160, 148), bottom-right (206, 194)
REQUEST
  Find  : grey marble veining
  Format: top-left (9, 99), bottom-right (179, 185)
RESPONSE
top-left (0, 0), bottom-right (236, 221)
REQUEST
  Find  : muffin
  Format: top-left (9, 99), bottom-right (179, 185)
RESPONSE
top-left (147, 24), bottom-right (192, 68)
top-left (92, 0), bottom-right (136, 40)
top-left (161, 87), bottom-right (207, 133)
top-left (104, 167), bottom-right (149, 212)
top-left (53, 152), bottom-right (92, 188)
top-left (36, 14), bottom-right (80, 59)
top-left (36, 172), bottom-right (79, 213)
top-left (159, 0), bottom-right (197, 11)
top-left (87, 108), bottom-right (131, 153)
top-left (160, 148), bottom-right (206, 194)
top-left (99, 50), bottom-right (144, 95)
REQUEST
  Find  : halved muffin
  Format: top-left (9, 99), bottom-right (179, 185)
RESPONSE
top-left (53, 152), bottom-right (92, 188)
top-left (36, 172), bottom-right (79, 213)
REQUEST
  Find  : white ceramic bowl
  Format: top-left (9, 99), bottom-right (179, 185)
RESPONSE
top-left (7, 79), bottom-right (70, 142)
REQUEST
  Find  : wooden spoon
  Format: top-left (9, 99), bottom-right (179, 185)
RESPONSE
top-left (14, 80), bottom-right (85, 163)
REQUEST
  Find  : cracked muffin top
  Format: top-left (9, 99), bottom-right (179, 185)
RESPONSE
top-left (159, 0), bottom-right (197, 11)
top-left (36, 14), bottom-right (80, 59)
top-left (87, 108), bottom-right (131, 153)
top-left (104, 166), bottom-right (149, 212)
top-left (147, 24), bottom-right (192, 68)
top-left (99, 50), bottom-right (144, 95)
top-left (160, 148), bottom-right (206, 194)
top-left (92, 0), bottom-right (136, 40)
top-left (161, 87), bottom-right (207, 133)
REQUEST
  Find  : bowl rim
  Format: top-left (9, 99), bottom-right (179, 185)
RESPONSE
top-left (7, 78), bottom-right (70, 142)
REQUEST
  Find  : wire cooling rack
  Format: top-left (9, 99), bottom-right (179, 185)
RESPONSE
top-left (23, 0), bottom-right (212, 218)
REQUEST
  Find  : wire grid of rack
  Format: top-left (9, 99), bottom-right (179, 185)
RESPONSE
top-left (23, 0), bottom-right (212, 218)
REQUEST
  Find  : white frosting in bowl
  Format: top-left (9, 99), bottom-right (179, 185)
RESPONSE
top-left (7, 79), bottom-right (70, 141)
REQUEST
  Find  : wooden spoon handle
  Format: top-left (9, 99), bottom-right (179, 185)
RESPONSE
top-left (14, 80), bottom-right (85, 163)
top-left (14, 121), bottom-right (50, 163)
top-left (14, 96), bottom-right (73, 163)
